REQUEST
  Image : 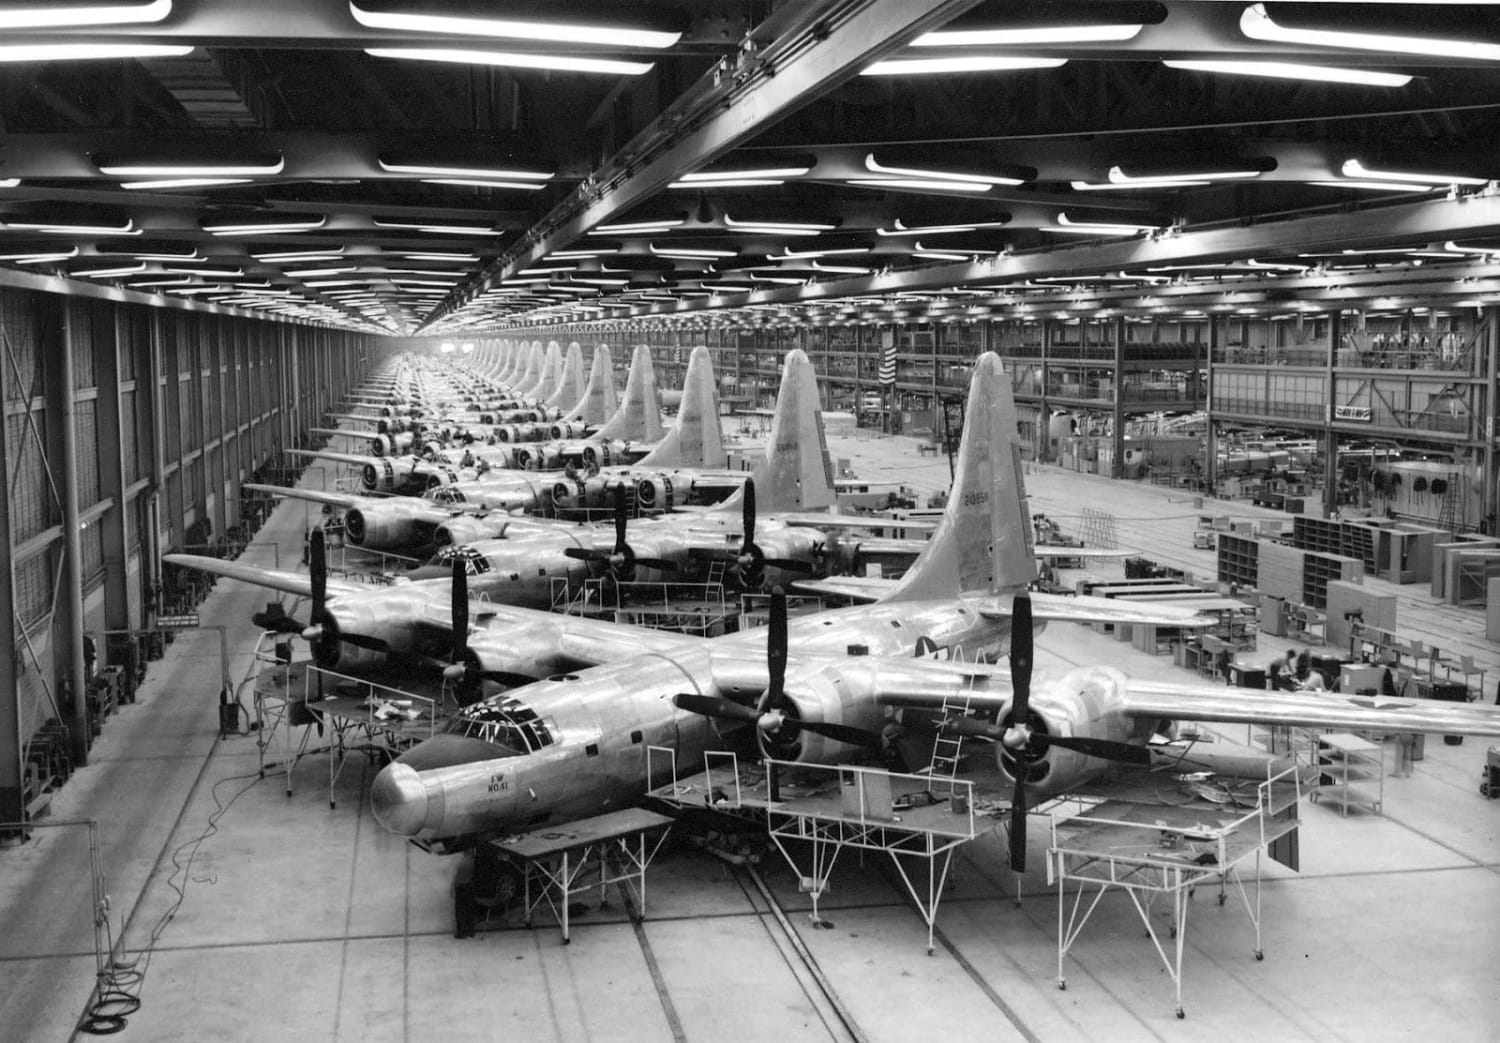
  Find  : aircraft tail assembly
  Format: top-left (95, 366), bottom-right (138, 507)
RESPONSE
top-left (529, 341), bottom-right (563, 402)
top-left (634, 345), bottom-right (726, 469)
top-left (564, 345), bottom-right (619, 426)
top-left (884, 353), bottom-right (1036, 602)
top-left (509, 342), bottom-right (542, 397)
top-left (734, 348), bottom-right (836, 514)
top-left (545, 342), bottom-right (587, 411)
top-left (595, 344), bottom-right (666, 443)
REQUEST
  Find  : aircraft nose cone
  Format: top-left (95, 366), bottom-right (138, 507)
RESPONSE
top-left (370, 762), bottom-right (428, 836)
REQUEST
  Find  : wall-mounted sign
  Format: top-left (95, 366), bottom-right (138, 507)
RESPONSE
top-left (1334, 405), bottom-right (1372, 422)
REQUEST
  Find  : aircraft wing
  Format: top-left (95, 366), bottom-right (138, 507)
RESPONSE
top-left (788, 576), bottom-right (894, 603)
top-left (162, 553), bottom-right (366, 600)
top-left (776, 512), bottom-right (936, 531)
top-left (983, 592), bottom-right (1215, 629)
top-left (1119, 680), bottom-right (1500, 738)
top-left (288, 448), bottom-right (372, 468)
top-left (1035, 546), bottom-right (1131, 559)
top-left (243, 483), bottom-right (371, 510)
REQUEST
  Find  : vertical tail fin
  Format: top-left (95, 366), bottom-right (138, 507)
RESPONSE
top-left (635, 345), bottom-right (726, 468)
top-left (546, 342), bottom-right (587, 409)
top-left (567, 345), bottom-right (618, 425)
top-left (529, 341), bottom-right (562, 402)
top-left (510, 342), bottom-right (542, 397)
top-left (738, 349), bottom-right (835, 513)
top-left (882, 353), bottom-right (1035, 602)
top-left (596, 344), bottom-right (667, 443)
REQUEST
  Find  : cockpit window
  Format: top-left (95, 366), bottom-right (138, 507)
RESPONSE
top-left (446, 695), bottom-right (554, 752)
top-left (432, 544), bottom-right (492, 575)
top-left (429, 487), bottom-right (467, 505)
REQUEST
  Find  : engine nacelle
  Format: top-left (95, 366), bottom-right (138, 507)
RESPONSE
top-left (549, 421), bottom-right (589, 440)
top-left (550, 478), bottom-right (589, 512)
top-left (310, 598), bottom-right (423, 673)
top-left (992, 666), bottom-right (1143, 799)
top-left (434, 514), bottom-right (514, 547)
top-left (759, 665), bottom-right (891, 765)
top-left (494, 424), bottom-right (522, 443)
top-left (634, 474), bottom-right (676, 513)
top-left (345, 501), bottom-right (440, 549)
top-left (361, 458), bottom-right (398, 492)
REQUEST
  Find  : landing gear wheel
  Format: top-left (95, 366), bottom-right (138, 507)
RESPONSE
top-left (1255, 950), bottom-right (1264, 961)
top-left (1218, 893), bottom-right (1227, 906)
top-left (1058, 981), bottom-right (1066, 991)
top-left (1176, 1008), bottom-right (1185, 1020)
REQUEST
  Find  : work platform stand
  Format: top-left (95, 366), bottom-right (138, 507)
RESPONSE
top-left (1045, 763), bottom-right (1304, 1019)
top-left (762, 760), bottom-right (979, 954)
top-left (492, 807), bottom-right (675, 944)
top-left (250, 645), bottom-right (442, 806)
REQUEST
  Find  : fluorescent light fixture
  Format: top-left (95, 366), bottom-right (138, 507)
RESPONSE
top-left (130, 249), bottom-right (200, 261)
top-left (594, 218), bottom-right (684, 234)
top-left (913, 241), bottom-right (998, 257)
top-left (97, 154), bottom-right (283, 176)
top-left (849, 177), bottom-right (994, 194)
top-left (1110, 164), bottom-right (1265, 185)
top-left (915, 24), bottom-right (1142, 46)
top-left (1445, 240), bottom-right (1500, 254)
top-left (723, 216), bottom-right (835, 233)
top-left (304, 279), bottom-right (366, 288)
top-left (0, 42), bottom-right (192, 61)
top-left (0, 0), bottom-right (171, 28)
top-left (421, 178), bottom-right (547, 190)
top-left (403, 251), bottom-right (477, 261)
top-left (649, 244), bottom-right (736, 258)
top-left (5, 217), bottom-right (136, 235)
top-left (378, 157), bottom-right (552, 181)
top-left (1308, 180), bottom-right (1440, 191)
top-left (0, 247), bottom-right (78, 262)
top-left (769, 246), bottom-right (870, 259)
top-left (366, 47), bottom-right (653, 75)
top-left (863, 55), bottom-right (1066, 76)
top-left (120, 177), bottom-right (253, 190)
top-left (1341, 159), bottom-right (1487, 186)
top-left (1163, 59), bottom-right (1411, 88)
top-left (371, 219), bottom-right (495, 235)
top-left (1072, 178), bottom-right (1206, 190)
top-left (254, 248), bottom-right (346, 262)
top-left (670, 178), bottom-right (784, 189)
top-left (203, 217), bottom-right (326, 236)
top-left (349, 2), bottom-right (680, 48)
top-left (866, 153), bottom-right (1025, 187)
top-left (1241, 2), bottom-right (1500, 62)
top-left (1054, 213), bottom-right (1158, 235)
top-left (74, 262), bottom-right (149, 278)
top-left (676, 166), bottom-right (811, 183)
top-left (808, 262), bottom-right (872, 274)
top-left (285, 267), bottom-right (357, 278)
top-left (0, 178), bottom-right (18, 188)
top-left (162, 266), bottom-right (241, 276)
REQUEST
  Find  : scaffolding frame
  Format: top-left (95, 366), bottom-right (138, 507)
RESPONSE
top-left (1046, 761), bottom-right (1304, 1019)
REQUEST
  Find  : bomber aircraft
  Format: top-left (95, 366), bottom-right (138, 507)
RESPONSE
top-left (346, 351), bottom-right (1500, 863)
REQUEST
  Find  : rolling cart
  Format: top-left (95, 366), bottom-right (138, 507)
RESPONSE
top-left (1481, 747), bottom-right (1500, 799)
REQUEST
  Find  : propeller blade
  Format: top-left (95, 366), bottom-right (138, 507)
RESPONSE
top-left (759, 586), bottom-right (788, 716)
top-left (450, 555), bottom-right (469, 667)
top-left (613, 482), bottom-right (628, 555)
top-left (673, 692), bottom-right (759, 724)
top-left (793, 718), bottom-right (883, 748)
top-left (1009, 781), bottom-right (1028, 873)
top-left (741, 478), bottom-right (756, 553)
top-left (562, 547), bottom-right (605, 563)
top-left (1008, 592), bottom-right (1033, 874)
top-left (1046, 735), bottom-right (1152, 766)
top-left (309, 527), bottom-right (327, 620)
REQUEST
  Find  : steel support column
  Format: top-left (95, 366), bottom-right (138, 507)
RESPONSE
top-left (1206, 316), bottom-right (1219, 491)
top-left (0, 310), bottom-right (20, 823)
top-left (1112, 317), bottom-right (1126, 480)
top-left (52, 303), bottom-right (90, 766)
top-left (97, 306), bottom-right (131, 646)
top-left (1323, 310), bottom-right (1342, 517)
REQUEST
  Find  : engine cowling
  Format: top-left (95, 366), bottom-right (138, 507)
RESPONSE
top-left (494, 424), bottom-right (522, 443)
top-left (550, 421), bottom-right (589, 440)
top-left (344, 501), bottom-right (439, 549)
top-left (309, 596), bottom-right (423, 673)
top-left (634, 474), bottom-right (676, 513)
top-left (756, 665), bottom-right (889, 765)
top-left (993, 666), bottom-right (1144, 799)
top-left (550, 478), bottom-right (588, 512)
top-left (361, 458), bottom-right (397, 492)
top-left (434, 514), bottom-right (513, 547)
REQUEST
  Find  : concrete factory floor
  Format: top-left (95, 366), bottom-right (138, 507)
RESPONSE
top-left (2, 426), bottom-right (1497, 1042)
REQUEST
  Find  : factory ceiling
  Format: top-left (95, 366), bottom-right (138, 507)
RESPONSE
top-left (7, 1), bottom-right (1500, 334)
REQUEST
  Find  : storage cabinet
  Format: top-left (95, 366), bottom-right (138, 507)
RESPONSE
top-left (1311, 733), bottom-right (1384, 816)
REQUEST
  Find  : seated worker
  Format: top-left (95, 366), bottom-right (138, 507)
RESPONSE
top-left (1294, 650), bottom-right (1327, 692)
top-left (1270, 648), bottom-right (1299, 691)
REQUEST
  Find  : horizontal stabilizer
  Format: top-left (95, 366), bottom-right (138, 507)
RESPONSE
top-left (1034, 547), bottom-right (1131, 560)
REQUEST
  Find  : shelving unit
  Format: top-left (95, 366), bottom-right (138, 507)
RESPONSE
top-left (1301, 549), bottom-right (1363, 609)
top-left (1310, 733), bottom-right (1384, 816)
top-left (1216, 532), bottom-right (1260, 589)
